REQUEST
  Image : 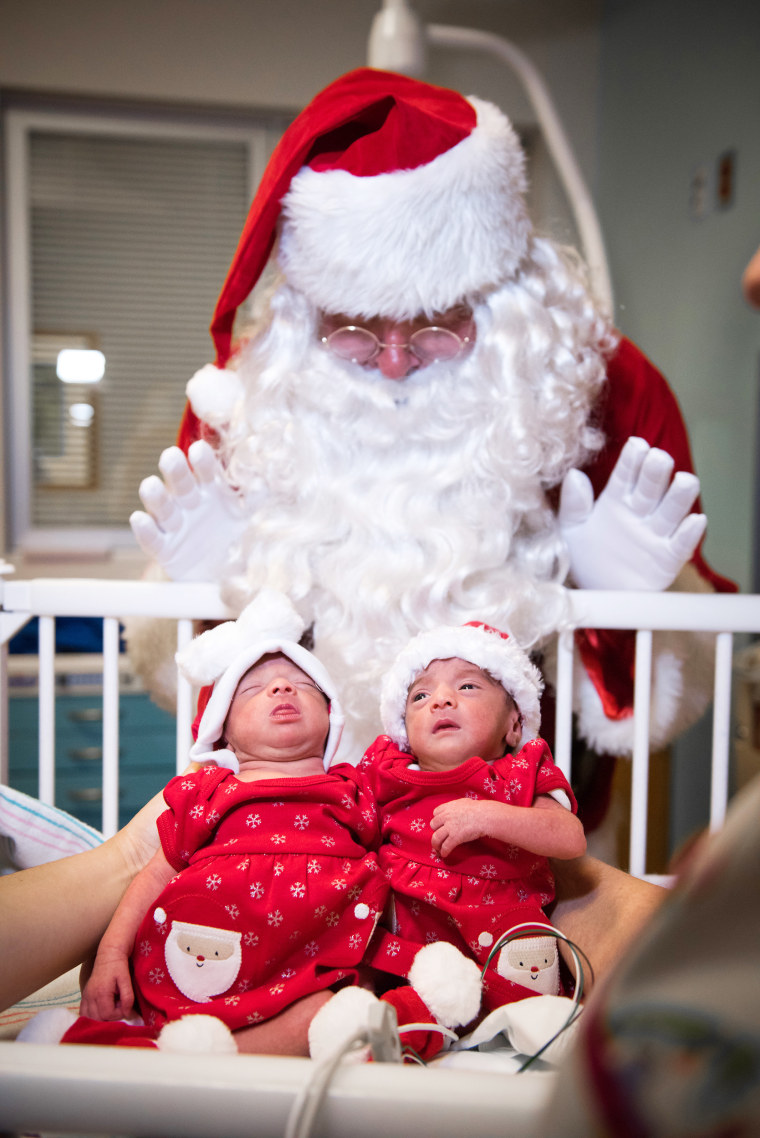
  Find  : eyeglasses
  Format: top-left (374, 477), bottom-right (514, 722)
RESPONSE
top-left (320, 324), bottom-right (471, 366)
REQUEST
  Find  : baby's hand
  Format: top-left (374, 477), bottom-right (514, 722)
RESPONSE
top-left (79, 946), bottom-right (135, 1022)
top-left (431, 799), bottom-right (495, 858)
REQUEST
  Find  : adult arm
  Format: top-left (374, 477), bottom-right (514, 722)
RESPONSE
top-left (0, 789), bottom-right (164, 1013)
top-left (549, 853), bottom-right (667, 994)
top-left (742, 243), bottom-right (760, 308)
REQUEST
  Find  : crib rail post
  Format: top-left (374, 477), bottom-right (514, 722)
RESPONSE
top-left (37, 615), bottom-right (56, 807)
top-left (553, 629), bottom-right (574, 781)
top-left (629, 630), bottom-right (653, 879)
top-left (710, 631), bottom-right (734, 833)
top-left (101, 616), bottom-right (121, 837)
top-left (176, 618), bottom-right (196, 775)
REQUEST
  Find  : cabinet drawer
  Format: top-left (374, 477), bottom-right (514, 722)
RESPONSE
top-left (8, 689), bottom-right (179, 830)
top-left (12, 763), bottom-right (175, 831)
top-left (10, 693), bottom-right (176, 741)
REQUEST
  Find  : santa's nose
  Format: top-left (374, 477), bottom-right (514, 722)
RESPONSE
top-left (531, 965), bottom-right (539, 973)
top-left (197, 955), bottom-right (205, 962)
top-left (376, 346), bottom-right (419, 380)
top-left (375, 327), bottom-right (420, 381)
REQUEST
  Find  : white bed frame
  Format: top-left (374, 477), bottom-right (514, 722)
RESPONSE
top-left (1, 577), bottom-right (759, 1137)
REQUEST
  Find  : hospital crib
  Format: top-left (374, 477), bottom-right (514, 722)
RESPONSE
top-left (1, 576), bottom-right (759, 1137)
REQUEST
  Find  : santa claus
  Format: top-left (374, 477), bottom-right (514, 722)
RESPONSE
top-left (128, 68), bottom-right (734, 768)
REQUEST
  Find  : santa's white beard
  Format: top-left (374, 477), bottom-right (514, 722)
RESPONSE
top-left (212, 275), bottom-right (609, 762)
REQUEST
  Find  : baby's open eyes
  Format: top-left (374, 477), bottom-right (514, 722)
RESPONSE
top-left (409, 681), bottom-right (478, 703)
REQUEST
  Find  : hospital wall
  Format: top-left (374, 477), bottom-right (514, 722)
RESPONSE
top-left (596, 0), bottom-right (760, 848)
top-left (597, 0), bottom-right (760, 595)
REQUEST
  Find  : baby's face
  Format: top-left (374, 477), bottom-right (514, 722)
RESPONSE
top-left (404, 657), bottom-right (521, 772)
top-left (223, 654), bottom-right (329, 762)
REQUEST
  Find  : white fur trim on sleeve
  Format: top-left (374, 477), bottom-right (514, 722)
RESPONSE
top-left (572, 627), bottom-right (717, 756)
top-left (570, 567), bottom-right (722, 756)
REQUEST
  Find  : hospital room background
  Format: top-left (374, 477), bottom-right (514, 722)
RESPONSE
top-left (1, 0), bottom-right (759, 864)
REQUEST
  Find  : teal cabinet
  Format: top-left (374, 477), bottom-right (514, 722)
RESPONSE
top-left (8, 679), bottom-right (178, 831)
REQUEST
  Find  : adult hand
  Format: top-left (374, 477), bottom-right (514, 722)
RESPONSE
top-left (130, 440), bottom-right (247, 582)
top-left (558, 437), bottom-right (706, 591)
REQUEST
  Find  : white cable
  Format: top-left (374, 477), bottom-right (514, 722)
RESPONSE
top-left (284, 1003), bottom-right (403, 1138)
top-left (283, 1031), bottom-right (368, 1138)
top-left (398, 1022), bottom-right (459, 1042)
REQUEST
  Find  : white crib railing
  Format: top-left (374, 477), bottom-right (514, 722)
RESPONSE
top-left (1, 577), bottom-right (759, 881)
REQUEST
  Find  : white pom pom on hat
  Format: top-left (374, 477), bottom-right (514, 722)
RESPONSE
top-left (176, 588), bottom-right (344, 772)
top-left (380, 621), bottom-right (543, 752)
top-left (186, 363), bottom-right (243, 428)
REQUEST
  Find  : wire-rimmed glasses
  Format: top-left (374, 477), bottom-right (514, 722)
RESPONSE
top-left (320, 323), bottom-right (471, 366)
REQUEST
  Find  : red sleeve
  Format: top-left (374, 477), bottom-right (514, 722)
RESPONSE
top-left (525, 739), bottom-right (578, 813)
top-left (332, 736), bottom-right (387, 811)
top-left (156, 767), bottom-right (227, 871)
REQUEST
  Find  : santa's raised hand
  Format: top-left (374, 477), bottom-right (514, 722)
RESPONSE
top-left (130, 440), bottom-right (247, 582)
top-left (558, 436), bottom-right (707, 592)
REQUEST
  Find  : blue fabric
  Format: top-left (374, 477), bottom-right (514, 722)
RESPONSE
top-left (9, 617), bottom-right (125, 655)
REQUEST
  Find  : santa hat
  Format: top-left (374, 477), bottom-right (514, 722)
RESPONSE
top-left (380, 621), bottom-right (543, 752)
top-left (176, 589), bottom-right (343, 772)
top-left (211, 67), bottom-right (531, 366)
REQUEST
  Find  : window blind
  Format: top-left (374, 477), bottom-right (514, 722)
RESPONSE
top-left (28, 129), bottom-right (251, 527)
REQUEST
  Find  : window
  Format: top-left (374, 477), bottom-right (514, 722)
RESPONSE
top-left (3, 105), bottom-right (285, 554)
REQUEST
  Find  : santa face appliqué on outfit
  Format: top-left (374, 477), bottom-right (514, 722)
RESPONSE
top-left (163, 917), bottom-right (243, 1002)
top-left (495, 935), bottom-right (560, 997)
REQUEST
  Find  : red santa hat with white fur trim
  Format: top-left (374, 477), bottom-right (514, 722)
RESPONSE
top-left (380, 621), bottom-right (543, 752)
top-left (175, 589), bottom-right (344, 773)
top-left (210, 67), bottom-right (531, 367)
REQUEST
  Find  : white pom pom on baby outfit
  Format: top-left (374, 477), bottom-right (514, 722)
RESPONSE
top-left (307, 986), bottom-right (380, 1064)
top-left (16, 1006), bottom-right (78, 1044)
top-left (408, 942), bottom-right (482, 1029)
top-left (156, 1013), bottom-right (237, 1054)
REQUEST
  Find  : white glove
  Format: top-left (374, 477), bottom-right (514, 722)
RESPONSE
top-left (558, 436), bottom-right (707, 591)
top-left (130, 440), bottom-right (248, 582)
